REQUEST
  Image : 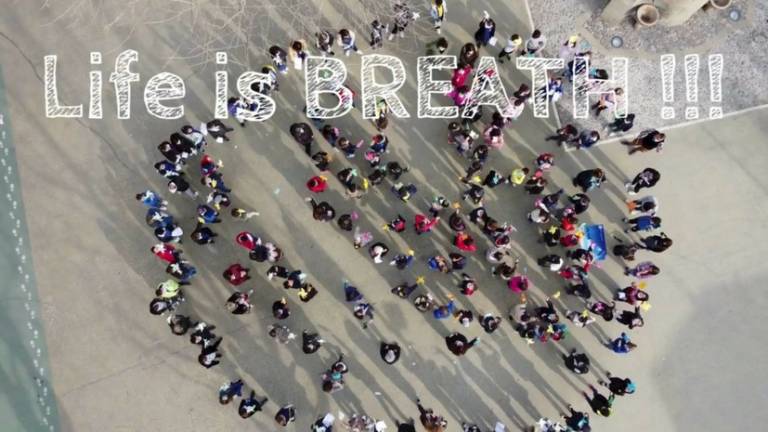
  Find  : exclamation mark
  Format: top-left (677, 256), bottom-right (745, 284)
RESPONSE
top-left (684, 54), bottom-right (700, 120)
top-left (660, 54), bottom-right (675, 120)
top-left (708, 54), bottom-right (723, 119)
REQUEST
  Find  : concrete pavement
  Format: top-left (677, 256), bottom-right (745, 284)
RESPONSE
top-left (1, 0), bottom-right (767, 431)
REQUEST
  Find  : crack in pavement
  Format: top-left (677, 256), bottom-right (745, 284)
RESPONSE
top-left (0, 30), bottom-right (139, 176)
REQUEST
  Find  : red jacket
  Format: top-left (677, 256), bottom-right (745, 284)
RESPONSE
top-left (153, 243), bottom-right (178, 263)
top-left (306, 176), bottom-right (328, 193)
top-left (414, 215), bottom-right (439, 233)
top-left (455, 233), bottom-right (477, 252)
top-left (224, 263), bottom-right (249, 285)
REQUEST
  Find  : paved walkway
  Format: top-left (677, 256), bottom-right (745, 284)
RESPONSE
top-left (528, 0), bottom-right (768, 134)
top-left (0, 67), bottom-right (58, 431)
top-left (0, 1), bottom-right (767, 431)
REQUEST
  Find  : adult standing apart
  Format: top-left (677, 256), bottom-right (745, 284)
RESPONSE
top-left (626, 129), bottom-right (666, 154)
top-left (600, 372), bottom-right (636, 396)
top-left (624, 168), bottom-right (661, 195)
top-left (636, 232), bottom-right (673, 253)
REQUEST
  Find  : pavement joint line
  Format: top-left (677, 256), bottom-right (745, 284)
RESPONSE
top-left (562, 103), bottom-right (768, 153)
top-left (522, 0), bottom-right (563, 130)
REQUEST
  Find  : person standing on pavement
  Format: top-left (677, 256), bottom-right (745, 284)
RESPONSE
top-left (616, 306), bottom-right (644, 329)
top-left (389, 2), bottom-right (417, 40)
top-left (191, 224), bottom-right (217, 245)
top-left (584, 385), bottom-right (614, 417)
top-left (206, 119), bottom-right (234, 142)
top-left (558, 35), bottom-right (580, 62)
top-left (136, 190), bottom-right (167, 210)
top-left (167, 314), bottom-right (194, 335)
top-left (562, 405), bottom-right (590, 431)
top-left (152, 243), bottom-right (180, 264)
top-left (624, 261), bottom-right (660, 279)
top-left (269, 46), bottom-right (289, 74)
top-left (218, 379), bottom-right (244, 404)
top-left (547, 124), bottom-right (578, 146)
top-left (290, 122), bottom-right (314, 156)
top-left (426, 37), bottom-right (449, 55)
top-left (573, 169), bottom-right (606, 192)
top-left (430, 0), bottom-right (446, 34)
top-left (592, 88), bottom-right (623, 117)
top-left (606, 113), bottom-right (635, 136)
top-left (563, 348), bottom-right (590, 374)
top-left (474, 11), bottom-right (496, 48)
top-left (459, 43), bottom-right (479, 68)
top-left (625, 167), bottom-right (660, 195)
top-left (396, 418), bottom-right (417, 432)
top-left (275, 404), bottom-right (296, 426)
top-left (288, 40), bottom-right (310, 70)
top-left (370, 20), bottom-right (386, 49)
top-left (607, 332), bottom-right (636, 354)
top-left (302, 330), bottom-right (325, 354)
top-left (268, 324), bottom-right (296, 344)
top-left (614, 282), bottom-right (650, 305)
top-left (498, 34), bottom-right (523, 63)
top-left (479, 313), bottom-right (501, 333)
top-left (380, 342), bottom-right (402, 364)
top-left (572, 130), bottom-right (601, 150)
top-left (445, 332), bottom-right (478, 356)
top-left (623, 215), bottom-right (662, 233)
top-left (198, 337), bottom-right (223, 368)
top-left (636, 232), bottom-right (673, 252)
top-left (168, 176), bottom-right (199, 199)
top-left (600, 372), bottom-right (636, 396)
top-left (337, 29), bottom-right (363, 56)
top-left (238, 391), bottom-right (268, 418)
top-left (223, 263), bottom-right (251, 285)
top-left (226, 291), bottom-right (253, 315)
top-left (626, 129), bottom-right (666, 154)
top-left (315, 30), bottom-right (335, 56)
top-left (416, 398), bottom-right (448, 431)
top-left (524, 29), bottom-right (547, 55)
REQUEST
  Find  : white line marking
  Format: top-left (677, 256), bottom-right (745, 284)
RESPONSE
top-left (565, 103), bottom-right (768, 150)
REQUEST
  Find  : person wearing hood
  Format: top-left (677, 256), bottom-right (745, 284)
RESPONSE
top-left (600, 372), bottom-right (636, 396)
top-left (445, 332), bottom-right (478, 356)
top-left (380, 342), bottom-right (401, 364)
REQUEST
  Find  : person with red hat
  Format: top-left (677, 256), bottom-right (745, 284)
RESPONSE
top-left (414, 214), bottom-right (440, 235)
top-left (306, 176), bottom-right (328, 193)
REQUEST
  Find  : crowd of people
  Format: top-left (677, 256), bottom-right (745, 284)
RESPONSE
top-left (134, 1), bottom-right (672, 430)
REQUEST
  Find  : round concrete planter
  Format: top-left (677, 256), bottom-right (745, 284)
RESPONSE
top-left (704, 0), bottom-right (733, 10)
top-left (635, 4), bottom-right (660, 28)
